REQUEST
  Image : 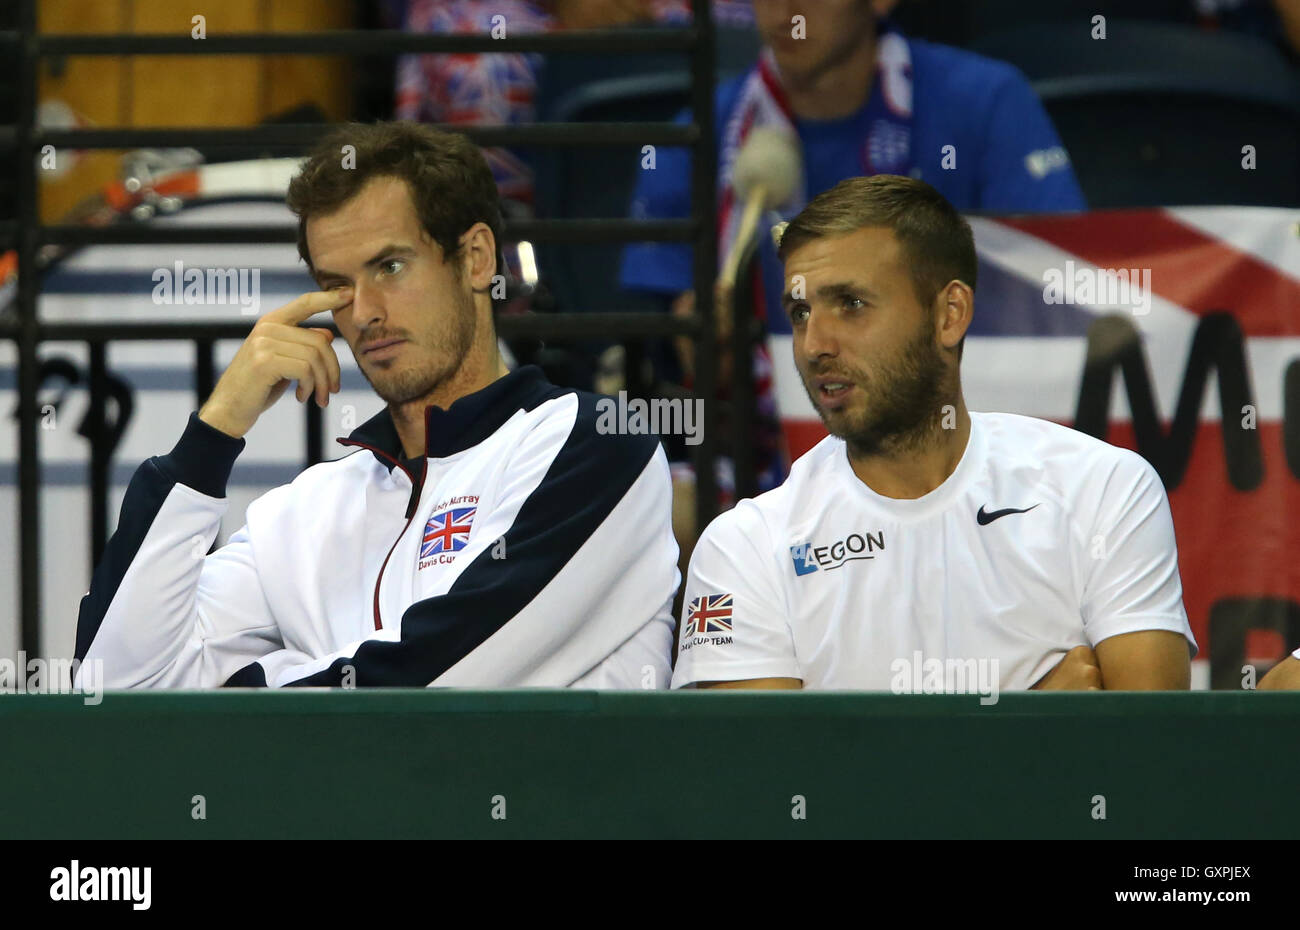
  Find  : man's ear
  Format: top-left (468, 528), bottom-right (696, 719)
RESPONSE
top-left (459, 221), bottom-right (498, 292)
top-left (937, 279), bottom-right (973, 353)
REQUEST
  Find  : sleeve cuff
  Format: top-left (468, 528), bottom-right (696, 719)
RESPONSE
top-left (156, 412), bottom-right (246, 498)
top-left (671, 659), bottom-right (803, 689)
top-left (1089, 615), bottom-right (1199, 659)
top-left (223, 661), bottom-right (268, 687)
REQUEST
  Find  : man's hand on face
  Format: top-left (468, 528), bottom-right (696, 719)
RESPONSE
top-left (1031, 644), bottom-right (1103, 691)
top-left (198, 289), bottom-right (351, 440)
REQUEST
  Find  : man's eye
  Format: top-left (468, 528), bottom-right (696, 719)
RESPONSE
top-left (380, 259), bottom-right (405, 276)
top-left (790, 306), bottom-right (810, 323)
top-left (843, 296), bottom-right (865, 310)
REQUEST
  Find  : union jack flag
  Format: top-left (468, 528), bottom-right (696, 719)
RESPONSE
top-left (685, 593), bottom-right (734, 637)
top-left (420, 506), bottom-right (476, 559)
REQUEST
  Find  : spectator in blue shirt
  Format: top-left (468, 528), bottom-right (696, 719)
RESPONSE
top-left (618, 0), bottom-right (1086, 554)
top-left (620, 0), bottom-right (1085, 381)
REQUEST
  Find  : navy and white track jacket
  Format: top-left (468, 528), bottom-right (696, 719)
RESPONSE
top-left (74, 367), bottom-right (680, 688)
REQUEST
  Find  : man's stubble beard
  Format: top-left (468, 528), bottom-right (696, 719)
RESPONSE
top-left (361, 288), bottom-right (477, 407)
top-left (804, 321), bottom-right (956, 459)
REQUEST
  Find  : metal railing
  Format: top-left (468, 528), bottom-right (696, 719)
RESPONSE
top-left (3, 0), bottom-right (748, 655)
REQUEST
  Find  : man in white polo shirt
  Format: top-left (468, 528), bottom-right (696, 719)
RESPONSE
top-left (672, 175), bottom-right (1196, 692)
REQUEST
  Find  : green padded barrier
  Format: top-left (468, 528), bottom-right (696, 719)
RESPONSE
top-left (1, 691), bottom-right (1296, 838)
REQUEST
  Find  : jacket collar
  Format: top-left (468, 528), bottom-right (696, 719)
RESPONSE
top-left (337, 365), bottom-right (558, 472)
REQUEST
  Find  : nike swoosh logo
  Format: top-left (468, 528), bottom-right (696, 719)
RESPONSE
top-left (977, 504), bottom-right (1040, 525)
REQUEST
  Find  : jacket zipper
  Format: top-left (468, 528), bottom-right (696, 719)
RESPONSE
top-left (337, 439), bottom-right (428, 631)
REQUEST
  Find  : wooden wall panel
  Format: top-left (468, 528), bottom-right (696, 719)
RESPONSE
top-left (128, 0), bottom-right (264, 127)
top-left (266, 0), bottom-right (354, 121)
top-left (35, 0), bottom-right (353, 222)
top-left (36, 0), bottom-right (129, 222)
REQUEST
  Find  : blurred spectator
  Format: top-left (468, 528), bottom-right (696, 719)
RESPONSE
top-left (395, 0), bottom-right (554, 207)
top-left (644, 0), bottom-right (756, 27)
top-left (395, 0), bottom-right (754, 209)
top-left (619, 0), bottom-right (1087, 493)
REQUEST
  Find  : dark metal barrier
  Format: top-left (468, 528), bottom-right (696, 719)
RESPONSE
top-left (4, 0), bottom-right (735, 655)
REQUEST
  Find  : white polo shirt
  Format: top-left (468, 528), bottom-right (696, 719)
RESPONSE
top-left (672, 411), bottom-right (1197, 690)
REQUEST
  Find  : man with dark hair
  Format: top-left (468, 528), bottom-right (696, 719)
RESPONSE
top-left (75, 121), bottom-right (679, 689)
top-left (671, 175), bottom-right (1195, 693)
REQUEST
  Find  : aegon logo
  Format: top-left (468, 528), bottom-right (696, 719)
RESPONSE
top-left (790, 531), bottom-right (884, 575)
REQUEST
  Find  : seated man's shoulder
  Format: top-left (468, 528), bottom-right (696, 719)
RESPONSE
top-left (694, 498), bottom-right (774, 571)
top-left (256, 451), bottom-right (376, 506)
top-left (696, 440), bottom-right (835, 552)
top-left (785, 431), bottom-right (846, 480)
top-left (979, 411), bottom-right (1160, 487)
top-left (539, 386), bottom-right (669, 466)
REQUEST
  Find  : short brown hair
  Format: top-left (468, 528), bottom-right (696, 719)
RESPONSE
top-left (777, 175), bottom-right (976, 343)
top-left (286, 120), bottom-right (504, 278)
